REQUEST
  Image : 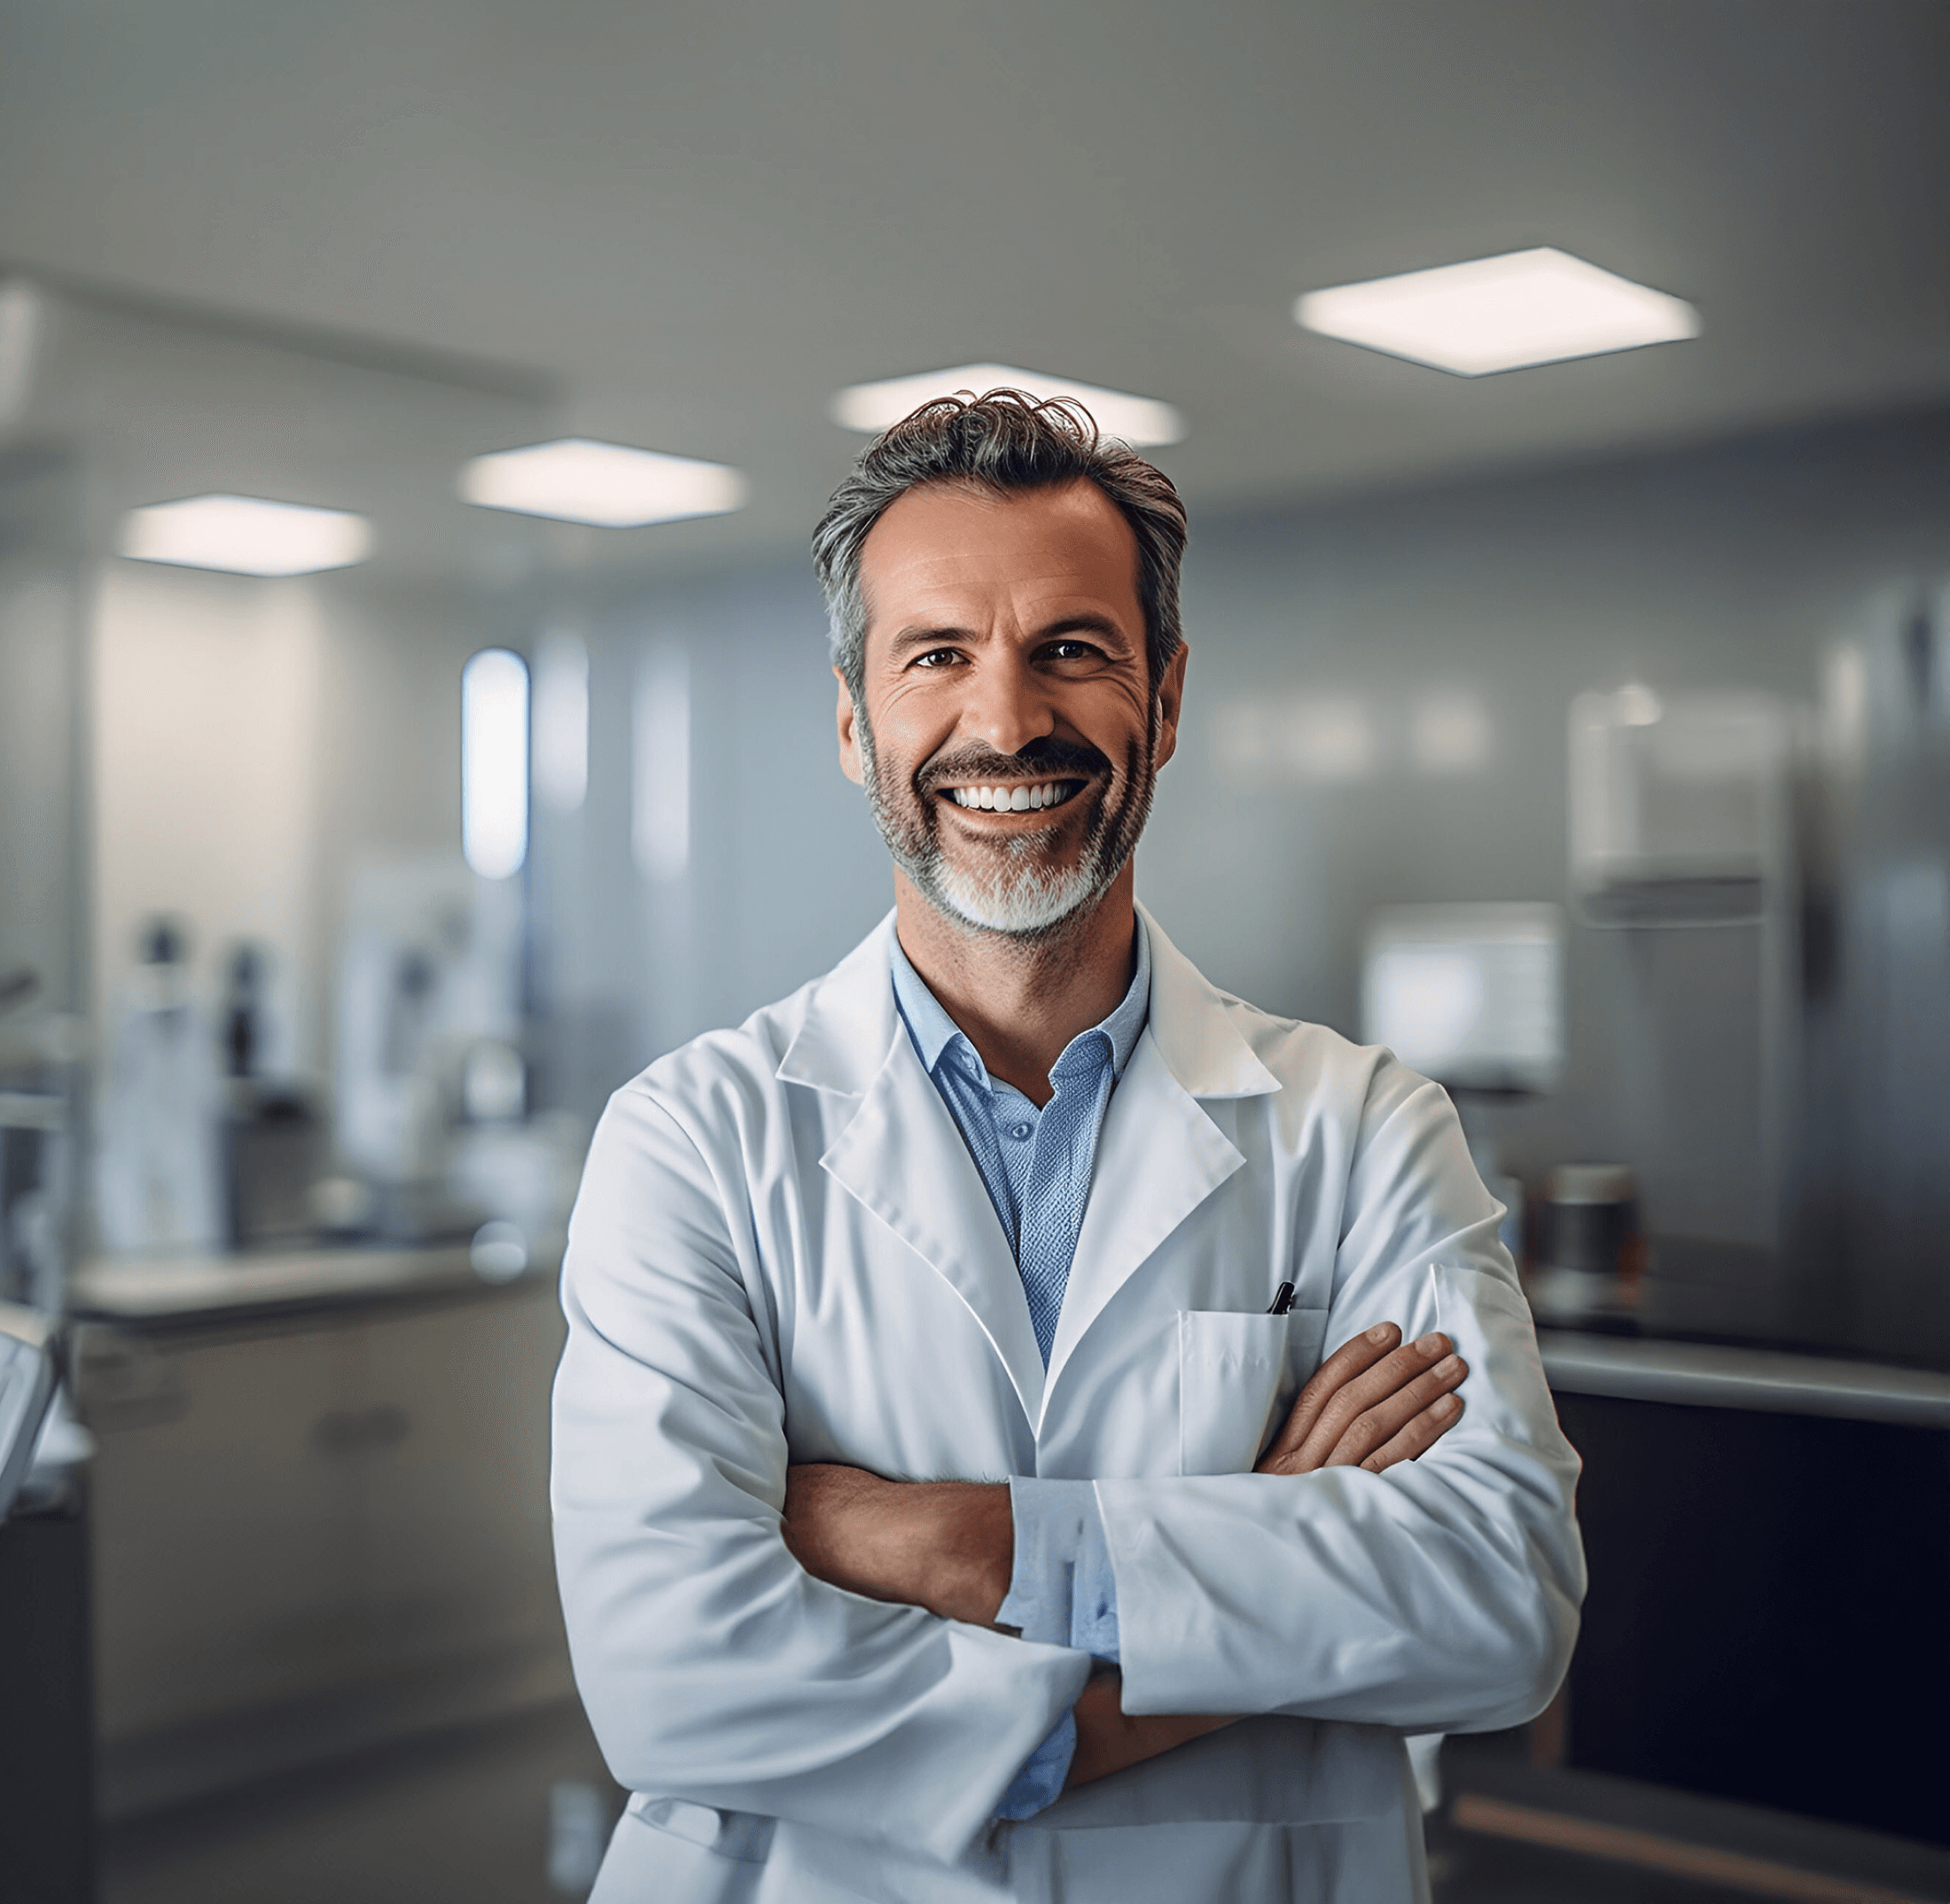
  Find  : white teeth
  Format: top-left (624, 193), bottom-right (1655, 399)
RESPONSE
top-left (946, 780), bottom-right (1075, 811)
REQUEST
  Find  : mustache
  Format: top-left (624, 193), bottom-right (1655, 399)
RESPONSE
top-left (916, 735), bottom-right (1112, 793)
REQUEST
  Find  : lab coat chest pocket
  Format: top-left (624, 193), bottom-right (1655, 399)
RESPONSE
top-left (1176, 1306), bottom-right (1328, 1476)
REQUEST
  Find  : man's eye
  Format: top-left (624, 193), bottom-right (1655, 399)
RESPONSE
top-left (910, 648), bottom-right (962, 668)
top-left (1043, 640), bottom-right (1103, 662)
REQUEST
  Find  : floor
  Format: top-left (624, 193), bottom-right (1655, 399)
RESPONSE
top-left (99, 1703), bottom-right (623, 1904)
top-left (98, 1706), bottom-right (1946, 1904)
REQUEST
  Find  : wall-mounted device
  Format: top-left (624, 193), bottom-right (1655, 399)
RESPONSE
top-left (1568, 689), bottom-right (1790, 927)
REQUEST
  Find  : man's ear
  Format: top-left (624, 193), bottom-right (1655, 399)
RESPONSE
top-left (1152, 641), bottom-right (1190, 771)
top-left (835, 668), bottom-right (865, 785)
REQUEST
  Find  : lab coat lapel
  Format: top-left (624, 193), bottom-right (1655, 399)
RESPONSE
top-left (1043, 908), bottom-right (1282, 1399)
top-left (780, 915), bottom-right (1047, 1428)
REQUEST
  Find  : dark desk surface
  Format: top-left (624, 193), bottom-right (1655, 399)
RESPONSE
top-left (1538, 1327), bottom-right (1950, 1429)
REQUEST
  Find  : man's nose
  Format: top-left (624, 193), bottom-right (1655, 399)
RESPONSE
top-left (963, 652), bottom-right (1057, 757)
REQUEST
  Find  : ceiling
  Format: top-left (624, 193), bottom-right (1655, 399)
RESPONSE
top-left (4, 0), bottom-right (1947, 581)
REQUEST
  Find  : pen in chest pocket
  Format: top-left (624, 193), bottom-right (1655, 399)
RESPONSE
top-left (1267, 1280), bottom-right (1296, 1315)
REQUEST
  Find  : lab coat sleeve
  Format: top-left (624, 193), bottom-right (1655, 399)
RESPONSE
top-left (1096, 1067), bottom-right (1586, 1732)
top-left (551, 1082), bottom-right (1091, 1864)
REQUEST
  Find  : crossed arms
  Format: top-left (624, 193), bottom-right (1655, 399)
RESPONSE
top-left (553, 1079), bottom-right (1584, 1863)
top-left (784, 1321), bottom-right (1472, 1791)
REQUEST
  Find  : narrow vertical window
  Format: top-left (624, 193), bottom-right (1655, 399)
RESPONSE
top-left (462, 647), bottom-right (530, 878)
top-left (633, 646), bottom-right (690, 882)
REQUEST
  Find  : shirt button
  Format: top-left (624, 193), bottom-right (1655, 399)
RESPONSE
top-left (1009, 1122), bottom-right (1033, 1141)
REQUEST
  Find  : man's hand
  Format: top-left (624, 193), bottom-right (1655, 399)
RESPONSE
top-left (783, 1464), bottom-right (1013, 1627)
top-left (1256, 1323), bottom-right (1467, 1477)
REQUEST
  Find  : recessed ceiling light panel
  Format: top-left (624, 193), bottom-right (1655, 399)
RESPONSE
top-left (459, 439), bottom-right (747, 527)
top-left (831, 363), bottom-right (1184, 447)
top-left (120, 494), bottom-right (372, 576)
top-left (1295, 248), bottom-right (1700, 377)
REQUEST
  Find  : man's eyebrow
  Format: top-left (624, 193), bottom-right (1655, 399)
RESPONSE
top-left (885, 624), bottom-right (975, 657)
top-left (1034, 613), bottom-right (1130, 645)
top-left (882, 614), bottom-right (1134, 658)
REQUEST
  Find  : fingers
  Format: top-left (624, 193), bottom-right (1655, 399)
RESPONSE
top-left (1255, 1323), bottom-right (1402, 1473)
top-left (1320, 1350), bottom-right (1469, 1469)
top-left (1358, 1393), bottom-right (1465, 1473)
top-left (1288, 1331), bottom-right (1462, 1472)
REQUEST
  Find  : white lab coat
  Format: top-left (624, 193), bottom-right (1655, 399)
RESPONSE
top-left (552, 907), bottom-right (1584, 1904)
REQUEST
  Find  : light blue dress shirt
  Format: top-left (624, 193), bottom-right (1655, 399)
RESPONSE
top-left (889, 931), bottom-right (1139, 1820)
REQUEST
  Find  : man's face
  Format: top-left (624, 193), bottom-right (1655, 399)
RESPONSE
top-left (837, 479), bottom-right (1185, 939)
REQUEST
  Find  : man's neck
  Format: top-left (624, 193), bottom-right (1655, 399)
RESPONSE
top-left (893, 864), bottom-right (1140, 1105)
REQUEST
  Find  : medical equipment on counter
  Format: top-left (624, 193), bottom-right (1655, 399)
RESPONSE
top-left (96, 917), bottom-right (222, 1252)
top-left (1527, 1164), bottom-right (1644, 1328)
top-left (333, 858), bottom-right (562, 1242)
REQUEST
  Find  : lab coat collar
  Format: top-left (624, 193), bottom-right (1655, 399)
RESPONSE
top-left (776, 904), bottom-right (1282, 1432)
top-left (774, 912), bottom-right (903, 1097)
top-left (1134, 901), bottom-right (1283, 1103)
top-left (776, 904), bottom-right (1279, 1104)
top-left (780, 912), bottom-right (1046, 1422)
top-left (1041, 905), bottom-right (1282, 1396)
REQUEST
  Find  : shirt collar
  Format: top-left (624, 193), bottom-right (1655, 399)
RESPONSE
top-left (891, 917), bottom-right (1152, 1089)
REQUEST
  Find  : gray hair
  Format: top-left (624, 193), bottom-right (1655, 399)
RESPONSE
top-left (811, 388), bottom-right (1189, 700)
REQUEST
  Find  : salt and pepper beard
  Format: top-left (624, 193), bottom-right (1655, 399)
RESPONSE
top-left (854, 699), bottom-right (1164, 941)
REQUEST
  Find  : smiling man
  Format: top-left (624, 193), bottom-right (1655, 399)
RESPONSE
top-left (552, 393), bottom-right (1585, 1904)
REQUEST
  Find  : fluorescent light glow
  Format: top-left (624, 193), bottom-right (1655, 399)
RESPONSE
top-left (1280, 697), bottom-right (1376, 784)
top-left (462, 648), bottom-right (530, 880)
top-left (1408, 691), bottom-right (1494, 775)
top-left (533, 630), bottom-right (589, 815)
top-left (1295, 248), bottom-right (1699, 377)
top-left (459, 439), bottom-right (747, 527)
top-left (633, 647), bottom-right (690, 882)
top-left (120, 493), bottom-right (372, 576)
top-left (831, 363), bottom-right (1184, 446)
top-left (1211, 695), bottom-right (1376, 784)
top-left (1614, 683), bottom-right (1663, 727)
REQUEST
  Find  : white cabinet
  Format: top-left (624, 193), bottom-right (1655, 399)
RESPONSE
top-left (82, 1321), bottom-right (362, 1739)
top-left (78, 1273), bottom-right (573, 1815)
top-left (357, 1293), bottom-right (565, 1675)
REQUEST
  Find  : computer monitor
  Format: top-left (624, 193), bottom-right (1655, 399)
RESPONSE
top-left (1361, 902), bottom-right (1565, 1096)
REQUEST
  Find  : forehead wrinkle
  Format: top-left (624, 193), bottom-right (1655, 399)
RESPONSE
top-left (857, 480), bottom-right (1143, 659)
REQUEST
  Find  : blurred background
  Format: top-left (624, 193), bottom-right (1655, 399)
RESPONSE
top-left (2, 3), bottom-right (1947, 1900)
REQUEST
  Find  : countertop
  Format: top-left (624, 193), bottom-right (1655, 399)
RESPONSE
top-left (1538, 1327), bottom-right (1950, 1429)
top-left (70, 1240), bottom-right (562, 1329)
top-left (69, 1250), bottom-right (1950, 1426)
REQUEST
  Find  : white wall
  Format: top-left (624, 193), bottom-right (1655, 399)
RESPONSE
top-left (89, 559), bottom-right (520, 1088)
top-left (91, 564), bottom-right (325, 1065)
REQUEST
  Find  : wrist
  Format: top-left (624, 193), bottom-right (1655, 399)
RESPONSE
top-left (912, 1480), bottom-right (1013, 1625)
